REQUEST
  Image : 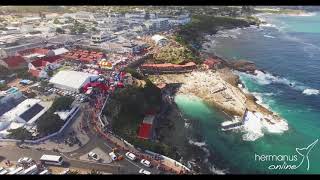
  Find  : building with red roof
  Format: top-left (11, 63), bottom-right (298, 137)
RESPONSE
top-left (0, 56), bottom-right (27, 70)
top-left (17, 48), bottom-right (53, 60)
top-left (138, 123), bottom-right (152, 140)
top-left (28, 55), bottom-right (63, 78)
top-left (203, 58), bottom-right (222, 69)
top-left (137, 113), bottom-right (156, 140)
top-left (140, 62), bottom-right (196, 74)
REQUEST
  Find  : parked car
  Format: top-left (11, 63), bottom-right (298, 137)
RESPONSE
top-left (18, 157), bottom-right (32, 164)
top-left (125, 152), bottom-right (136, 161)
top-left (109, 152), bottom-right (117, 161)
top-left (140, 159), bottom-right (151, 167)
top-left (139, 169), bottom-right (151, 175)
top-left (88, 152), bottom-right (100, 161)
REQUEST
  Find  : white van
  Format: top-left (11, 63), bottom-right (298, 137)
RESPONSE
top-left (109, 152), bottom-right (117, 161)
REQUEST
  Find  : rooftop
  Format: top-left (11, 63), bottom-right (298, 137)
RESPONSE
top-left (0, 98), bottom-right (41, 123)
top-left (1, 56), bottom-right (27, 68)
top-left (49, 70), bottom-right (99, 90)
top-left (19, 103), bottom-right (44, 122)
top-left (30, 55), bottom-right (62, 68)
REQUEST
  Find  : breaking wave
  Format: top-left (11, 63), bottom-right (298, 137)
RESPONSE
top-left (188, 139), bottom-right (228, 174)
top-left (260, 23), bottom-right (277, 28)
top-left (302, 88), bottom-right (320, 96)
top-left (188, 139), bottom-right (206, 147)
top-left (209, 165), bottom-right (227, 175)
top-left (263, 34), bottom-right (275, 38)
top-left (287, 12), bottom-right (317, 17)
top-left (241, 111), bottom-right (289, 141)
top-left (237, 70), bottom-right (317, 96)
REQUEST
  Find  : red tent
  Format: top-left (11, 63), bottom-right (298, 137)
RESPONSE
top-left (117, 82), bottom-right (124, 88)
top-left (82, 82), bottom-right (109, 92)
top-left (138, 123), bottom-right (152, 140)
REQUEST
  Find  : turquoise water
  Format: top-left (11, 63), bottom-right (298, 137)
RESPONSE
top-left (174, 13), bottom-right (320, 174)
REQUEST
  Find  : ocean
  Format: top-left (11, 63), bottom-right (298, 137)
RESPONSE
top-left (175, 13), bottom-right (320, 174)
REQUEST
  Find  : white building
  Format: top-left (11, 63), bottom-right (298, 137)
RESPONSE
top-left (91, 32), bottom-right (116, 45)
top-left (169, 14), bottom-right (191, 26)
top-left (150, 18), bottom-right (170, 30)
top-left (23, 16), bottom-right (42, 23)
top-left (74, 11), bottom-right (95, 21)
top-left (49, 70), bottom-right (99, 93)
top-left (45, 13), bottom-right (59, 20)
top-left (0, 98), bottom-right (51, 138)
top-left (20, 25), bottom-right (34, 33)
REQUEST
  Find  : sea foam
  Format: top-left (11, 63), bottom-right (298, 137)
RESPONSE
top-left (263, 35), bottom-right (275, 38)
top-left (188, 139), bottom-right (206, 147)
top-left (302, 88), bottom-right (320, 95)
top-left (241, 111), bottom-right (289, 141)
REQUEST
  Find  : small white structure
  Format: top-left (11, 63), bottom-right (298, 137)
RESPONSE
top-left (49, 70), bottom-right (99, 93)
top-left (52, 47), bottom-right (69, 56)
top-left (151, 34), bottom-right (167, 46)
top-left (54, 106), bottom-right (78, 121)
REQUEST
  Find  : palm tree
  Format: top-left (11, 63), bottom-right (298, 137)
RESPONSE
top-left (67, 170), bottom-right (80, 174)
top-left (89, 169), bottom-right (101, 174)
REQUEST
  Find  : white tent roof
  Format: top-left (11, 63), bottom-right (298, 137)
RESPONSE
top-left (151, 34), bottom-right (166, 43)
top-left (53, 47), bottom-right (69, 56)
top-left (49, 70), bottom-right (99, 90)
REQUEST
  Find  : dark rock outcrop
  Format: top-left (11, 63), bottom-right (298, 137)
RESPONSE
top-left (228, 60), bottom-right (259, 74)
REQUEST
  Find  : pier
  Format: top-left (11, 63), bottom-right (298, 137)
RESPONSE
top-left (221, 109), bottom-right (248, 131)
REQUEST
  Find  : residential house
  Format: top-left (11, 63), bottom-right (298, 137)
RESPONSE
top-left (28, 55), bottom-right (63, 79)
top-left (203, 58), bottom-right (222, 70)
top-left (0, 55), bottom-right (27, 70)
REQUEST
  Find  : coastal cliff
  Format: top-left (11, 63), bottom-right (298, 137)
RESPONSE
top-left (149, 68), bottom-right (283, 123)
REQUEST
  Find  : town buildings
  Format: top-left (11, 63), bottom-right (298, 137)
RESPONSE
top-left (0, 55), bottom-right (27, 70)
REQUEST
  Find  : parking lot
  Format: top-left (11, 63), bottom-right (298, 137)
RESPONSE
top-left (44, 87), bottom-right (88, 103)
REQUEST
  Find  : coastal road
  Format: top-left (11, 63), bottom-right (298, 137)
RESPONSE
top-left (0, 139), bottom-right (159, 174)
top-left (0, 146), bottom-right (124, 174)
top-left (62, 112), bottom-right (160, 174)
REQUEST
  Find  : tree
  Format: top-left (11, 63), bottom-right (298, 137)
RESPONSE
top-left (241, 6), bottom-right (255, 16)
top-left (50, 96), bottom-right (74, 112)
top-left (53, 18), bottom-right (60, 24)
top-left (7, 127), bottom-right (33, 140)
top-left (40, 80), bottom-right (49, 87)
top-left (91, 27), bottom-right (98, 32)
top-left (124, 67), bottom-right (144, 80)
top-left (67, 170), bottom-right (80, 174)
top-left (144, 12), bottom-right (150, 20)
top-left (56, 27), bottom-right (65, 34)
top-left (36, 113), bottom-right (64, 136)
top-left (47, 70), bottom-right (54, 77)
top-left (90, 169), bottom-right (101, 174)
top-left (0, 83), bottom-right (8, 91)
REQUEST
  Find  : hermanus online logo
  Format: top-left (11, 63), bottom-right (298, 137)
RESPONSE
top-left (254, 139), bottom-right (318, 171)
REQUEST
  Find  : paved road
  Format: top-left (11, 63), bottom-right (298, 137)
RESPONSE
top-left (0, 146), bottom-right (123, 174)
top-left (63, 107), bottom-right (160, 174)
top-left (0, 104), bottom-right (161, 174)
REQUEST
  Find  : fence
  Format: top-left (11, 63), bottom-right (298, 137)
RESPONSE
top-left (0, 106), bottom-right (80, 144)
